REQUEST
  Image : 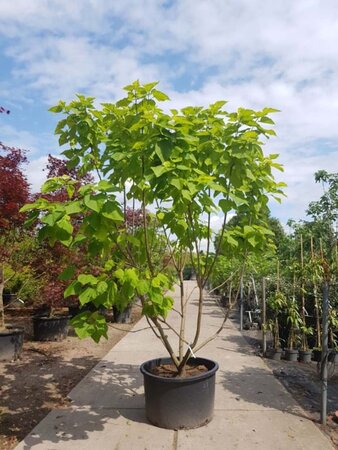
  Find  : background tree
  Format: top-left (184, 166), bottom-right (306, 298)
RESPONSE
top-left (0, 144), bottom-right (30, 229)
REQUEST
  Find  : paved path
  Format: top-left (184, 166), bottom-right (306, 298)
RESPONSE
top-left (16, 282), bottom-right (334, 449)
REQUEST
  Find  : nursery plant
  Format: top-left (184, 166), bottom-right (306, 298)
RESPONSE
top-left (267, 291), bottom-right (287, 350)
top-left (23, 81), bottom-right (284, 376)
top-left (0, 136), bottom-right (30, 331)
top-left (0, 108), bottom-right (30, 359)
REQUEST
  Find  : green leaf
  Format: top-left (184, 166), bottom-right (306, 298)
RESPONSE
top-left (143, 81), bottom-right (159, 92)
top-left (102, 202), bottom-right (124, 222)
top-left (64, 280), bottom-right (81, 298)
top-left (65, 201), bottom-right (82, 215)
top-left (41, 178), bottom-right (61, 193)
top-left (78, 274), bottom-right (99, 286)
top-left (20, 198), bottom-right (49, 213)
top-left (181, 190), bottom-right (192, 201)
top-left (59, 265), bottom-right (76, 281)
top-left (137, 280), bottom-right (150, 296)
top-left (49, 104), bottom-right (64, 113)
top-left (152, 89), bottom-right (170, 101)
top-left (124, 268), bottom-right (139, 287)
top-left (97, 280), bottom-right (108, 295)
top-left (57, 217), bottom-right (73, 235)
top-left (219, 199), bottom-right (232, 213)
top-left (84, 195), bottom-right (101, 212)
top-left (24, 210), bottom-right (40, 228)
top-left (259, 116), bottom-right (275, 124)
top-left (170, 178), bottom-right (182, 190)
top-left (229, 193), bottom-right (248, 206)
top-left (98, 180), bottom-right (115, 192)
top-left (152, 165), bottom-right (170, 177)
top-left (79, 286), bottom-right (97, 305)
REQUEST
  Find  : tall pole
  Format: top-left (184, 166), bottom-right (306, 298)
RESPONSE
top-left (320, 281), bottom-right (329, 425)
top-left (239, 276), bottom-right (244, 331)
top-left (262, 277), bottom-right (267, 356)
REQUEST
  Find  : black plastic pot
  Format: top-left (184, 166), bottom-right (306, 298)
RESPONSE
top-left (113, 305), bottom-right (132, 324)
top-left (328, 350), bottom-right (338, 363)
top-left (285, 349), bottom-right (299, 362)
top-left (299, 350), bottom-right (312, 363)
top-left (267, 348), bottom-right (283, 361)
top-left (0, 326), bottom-right (24, 361)
top-left (33, 315), bottom-right (69, 341)
top-left (312, 349), bottom-right (322, 362)
top-left (140, 357), bottom-right (219, 430)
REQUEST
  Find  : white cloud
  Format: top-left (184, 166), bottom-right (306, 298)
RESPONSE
top-left (0, 0), bottom-right (338, 224)
top-left (0, 123), bottom-right (41, 154)
top-left (24, 156), bottom-right (49, 193)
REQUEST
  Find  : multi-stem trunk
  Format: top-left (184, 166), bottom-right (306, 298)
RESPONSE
top-left (0, 266), bottom-right (5, 330)
top-left (274, 317), bottom-right (280, 349)
top-left (176, 280), bottom-right (204, 376)
top-left (311, 236), bottom-right (321, 348)
top-left (300, 235), bottom-right (307, 351)
top-left (178, 270), bottom-right (186, 361)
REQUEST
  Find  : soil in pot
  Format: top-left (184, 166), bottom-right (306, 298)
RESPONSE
top-left (0, 326), bottom-right (24, 361)
top-left (140, 357), bottom-right (218, 430)
top-left (33, 315), bottom-right (69, 342)
top-left (285, 349), bottom-right (299, 362)
top-left (299, 350), bottom-right (312, 363)
top-left (151, 362), bottom-right (208, 378)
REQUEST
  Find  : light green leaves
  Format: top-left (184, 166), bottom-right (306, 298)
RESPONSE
top-left (152, 89), bottom-right (170, 102)
top-left (71, 311), bottom-right (108, 343)
top-left (21, 80), bottom-right (284, 345)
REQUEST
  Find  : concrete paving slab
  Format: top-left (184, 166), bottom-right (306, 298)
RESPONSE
top-left (68, 360), bottom-right (145, 408)
top-left (96, 350), bottom-right (162, 366)
top-left (16, 407), bottom-right (174, 450)
top-left (15, 281), bottom-right (335, 449)
top-left (177, 410), bottom-right (333, 450)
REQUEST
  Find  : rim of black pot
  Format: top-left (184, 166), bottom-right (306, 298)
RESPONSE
top-left (0, 326), bottom-right (24, 335)
top-left (32, 314), bottom-right (70, 320)
top-left (140, 356), bottom-right (219, 383)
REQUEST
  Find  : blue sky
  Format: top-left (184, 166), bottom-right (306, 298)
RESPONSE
top-left (1, 0), bottom-right (338, 229)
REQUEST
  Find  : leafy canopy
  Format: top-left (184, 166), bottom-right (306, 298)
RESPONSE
top-left (22, 81), bottom-right (284, 342)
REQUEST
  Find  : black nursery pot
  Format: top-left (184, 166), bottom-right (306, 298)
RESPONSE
top-left (299, 350), bottom-right (312, 363)
top-left (312, 349), bottom-right (322, 362)
top-left (267, 348), bottom-right (283, 361)
top-left (285, 349), bottom-right (299, 362)
top-left (140, 357), bottom-right (219, 430)
top-left (328, 350), bottom-right (338, 363)
top-left (33, 315), bottom-right (69, 341)
top-left (0, 326), bottom-right (24, 361)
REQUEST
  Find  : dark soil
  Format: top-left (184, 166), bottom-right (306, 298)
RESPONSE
top-left (0, 305), bottom-right (142, 450)
top-left (151, 363), bottom-right (208, 378)
top-left (232, 316), bottom-right (338, 448)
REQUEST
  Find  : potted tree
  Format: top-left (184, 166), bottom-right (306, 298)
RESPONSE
top-left (30, 155), bottom-right (95, 341)
top-left (328, 308), bottom-right (338, 363)
top-left (267, 290), bottom-right (286, 360)
top-left (298, 323), bottom-right (313, 363)
top-left (0, 134), bottom-right (31, 360)
top-left (0, 266), bottom-right (25, 361)
top-left (22, 81), bottom-right (284, 429)
top-left (285, 297), bottom-right (302, 361)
